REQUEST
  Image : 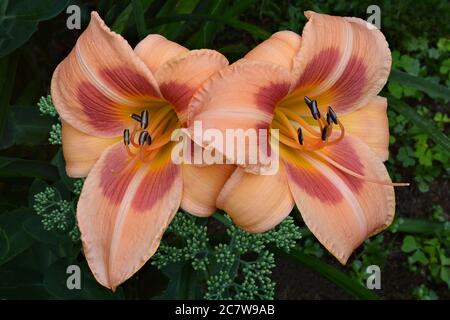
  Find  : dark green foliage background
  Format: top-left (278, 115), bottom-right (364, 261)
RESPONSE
top-left (0, 0), bottom-right (448, 299)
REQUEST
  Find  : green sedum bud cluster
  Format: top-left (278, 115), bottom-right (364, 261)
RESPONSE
top-left (38, 95), bottom-right (57, 118)
top-left (49, 123), bottom-right (62, 145)
top-left (38, 95), bottom-right (62, 145)
top-left (33, 181), bottom-right (84, 242)
top-left (152, 212), bottom-right (301, 300)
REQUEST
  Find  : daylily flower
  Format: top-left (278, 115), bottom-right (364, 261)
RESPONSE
top-left (51, 12), bottom-right (234, 289)
top-left (188, 11), bottom-right (407, 264)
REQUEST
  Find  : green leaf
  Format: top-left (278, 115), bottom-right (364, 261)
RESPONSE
top-left (0, 227), bottom-right (9, 260)
top-left (389, 97), bottom-right (450, 154)
top-left (401, 236), bottom-right (418, 253)
top-left (0, 105), bottom-right (53, 149)
top-left (0, 208), bottom-right (34, 265)
top-left (271, 246), bottom-right (379, 300)
top-left (410, 250), bottom-right (429, 265)
top-left (0, 54), bottom-right (18, 143)
top-left (43, 258), bottom-right (124, 299)
top-left (23, 216), bottom-right (74, 251)
top-left (155, 263), bottom-right (201, 299)
top-left (0, 156), bottom-right (59, 180)
top-left (0, 0), bottom-right (70, 57)
top-left (148, 14), bottom-right (270, 40)
top-left (389, 69), bottom-right (450, 100)
top-left (131, 0), bottom-right (147, 39)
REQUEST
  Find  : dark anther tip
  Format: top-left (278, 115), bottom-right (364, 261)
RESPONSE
top-left (123, 129), bottom-right (130, 145)
top-left (146, 134), bottom-right (152, 145)
top-left (311, 100), bottom-right (321, 119)
top-left (138, 131), bottom-right (149, 145)
top-left (326, 113), bottom-right (332, 125)
top-left (328, 106), bottom-right (338, 124)
top-left (297, 127), bottom-right (304, 145)
top-left (304, 96), bottom-right (313, 106)
top-left (140, 110), bottom-right (149, 129)
top-left (321, 125), bottom-right (329, 141)
top-left (131, 113), bottom-right (141, 123)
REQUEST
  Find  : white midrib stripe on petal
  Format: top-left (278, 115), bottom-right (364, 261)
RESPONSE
top-left (107, 164), bottom-right (149, 278)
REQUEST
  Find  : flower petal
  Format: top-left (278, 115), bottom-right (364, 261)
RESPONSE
top-left (61, 121), bottom-right (118, 178)
top-left (155, 49), bottom-right (229, 125)
top-left (181, 164), bottom-right (235, 217)
top-left (135, 34), bottom-right (189, 73)
top-left (188, 61), bottom-right (290, 162)
top-left (282, 136), bottom-right (395, 264)
top-left (51, 12), bottom-right (164, 138)
top-left (77, 142), bottom-right (182, 290)
top-left (216, 166), bottom-right (295, 233)
top-left (289, 11), bottom-right (391, 115)
top-left (339, 96), bottom-right (389, 161)
top-left (244, 31), bottom-right (301, 70)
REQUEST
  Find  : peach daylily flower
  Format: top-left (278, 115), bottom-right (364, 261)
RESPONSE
top-left (189, 11), bottom-right (407, 264)
top-left (51, 12), bottom-right (234, 289)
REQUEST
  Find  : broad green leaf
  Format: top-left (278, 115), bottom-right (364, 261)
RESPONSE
top-left (148, 14), bottom-right (270, 40)
top-left (0, 156), bottom-right (59, 180)
top-left (0, 208), bottom-right (34, 265)
top-left (401, 235), bottom-right (418, 253)
top-left (0, 227), bottom-right (9, 260)
top-left (389, 69), bottom-right (450, 100)
top-left (389, 97), bottom-right (450, 154)
top-left (154, 263), bottom-right (201, 299)
top-left (394, 218), bottom-right (447, 234)
top-left (0, 0), bottom-right (70, 57)
top-left (410, 250), bottom-right (429, 265)
top-left (155, 0), bottom-right (199, 39)
top-left (110, 5), bottom-right (133, 33)
top-left (271, 246), bottom-right (379, 300)
top-left (0, 54), bottom-right (18, 144)
top-left (0, 105), bottom-right (53, 149)
top-left (131, 0), bottom-right (147, 39)
top-left (23, 216), bottom-right (79, 260)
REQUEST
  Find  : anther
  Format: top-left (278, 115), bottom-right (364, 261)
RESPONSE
top-left (297, 127), bottom-right (304, 145)
top-left (327, 106), bottom-right (338, 124)
top-left (140, 110), bottom-right (149, 129)
top-left (304, 96), bottom-right (313, 106)
top-left (326, 113), bottom-right (332, 125)
top-left (131, 113), bottom-right (141, 123)
top-left (304, 96), bottom-right (320, 120)
top-left (138, 131), bottom-right (149, 145)
top-left (146, 133), bottom-right (152, 145)
top-left (321, 125), bottom-right (329, 141)
top-left (123, 129), bottom-right (130, 145)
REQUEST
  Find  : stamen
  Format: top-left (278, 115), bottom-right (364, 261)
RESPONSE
top-left (297, 127), bottom-right (304, 145)
top-left (131, 113), bottom-right (141, 123)
top-left (304, 96), bottom-right (320, 120)
top-left (146, 133), bottom-right (152, 145)
top-left (140, 110), bottom-right (149, 129)
top-left (138, 131), bottom-right (149, 145)
top-left (274, 109), bottom-right (299, 141)
top-left (327, 106), bottom-right (338, 124)
top-left (279, 108), bottom-right (321, 137)
top-left (123, 129), bottom-right (130, 145)
top-left (321, 125), bottom-right (329, 141)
